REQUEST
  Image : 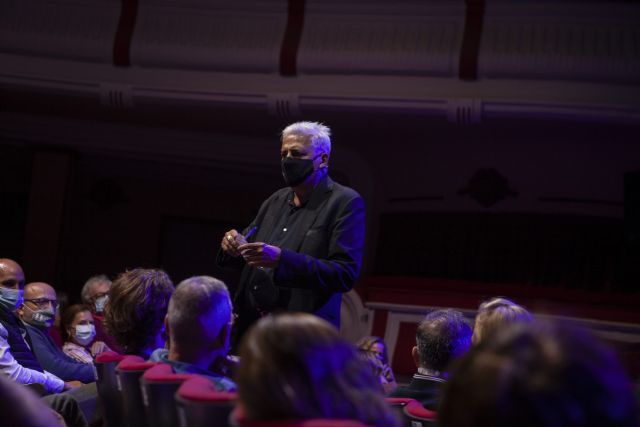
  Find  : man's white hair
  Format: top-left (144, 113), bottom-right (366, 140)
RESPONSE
top-left (282, 121), bottom-right (332, 156)
top-left (81, 274), bottom-right (112, 305)
top-left (168, 276), bottom-right (232, 347)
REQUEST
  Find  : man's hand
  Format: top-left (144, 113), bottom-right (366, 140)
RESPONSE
top-left (220, 229), bottom-right (248, 257)
top-left (238, 242), bottom-right (282, 268)
top-left (63, 381), bottom-right (82, 390)
top-left (90, 341), bottom-right (111, 357)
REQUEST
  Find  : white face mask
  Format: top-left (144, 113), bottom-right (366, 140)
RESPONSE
top-left (74, 324), bottom-right (96, 346)
top-left (94, 295), bottom-right (108, 314)
top-left (26, 306), bottom-right (55, 329)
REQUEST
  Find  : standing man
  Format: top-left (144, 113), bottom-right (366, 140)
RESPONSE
top-left (218, 121), bottom-right (365, 345)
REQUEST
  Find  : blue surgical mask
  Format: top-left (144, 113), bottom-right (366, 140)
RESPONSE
top-left (94, 295), bottom-right (108, 314)
top-left (75, 324), bottom-right (96, 347)
top-left (0, 287), bottom-right (24, 311)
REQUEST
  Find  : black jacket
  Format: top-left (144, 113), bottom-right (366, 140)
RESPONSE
top-left (218, 176), bottom-right (365, 328)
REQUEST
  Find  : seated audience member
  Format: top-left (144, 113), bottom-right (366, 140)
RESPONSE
top-left (439, 320), bottom-right (639, 427)
top-left (18, 283), bottom-right (96, 383)
top-left (356, 335), bottom-right (397, 394)
top-left (0, 259), bottom-right (79, 393)
top-left (103, 268), bottom-right (174, 358)
top-left (472, 296), bottom-right (532, 345)
top-left (61, 304), bottom-right (111, 364)
top-left (236, 313), bottom-right (400, 427)
top-left (149, 276), bottom-right (236, 390)
top-left (390, 309), bottom-right (472, 410)
top-left (80, 274), bottom-right (121, 352)
top-left (0, 259), bottom-right (89, 427)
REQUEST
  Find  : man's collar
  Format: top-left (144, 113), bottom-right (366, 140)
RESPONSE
top-left (288, 174), bottom-right (333, 206)
top-left (417, 367), bottom-right (447, 380)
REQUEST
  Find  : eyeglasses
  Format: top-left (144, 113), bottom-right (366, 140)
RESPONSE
top-left (90, 292), bottom-right (108, 302)
top-left (24, 298), bottom-right (58, 309)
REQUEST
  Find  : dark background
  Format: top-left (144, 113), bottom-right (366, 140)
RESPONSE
top-left (1, 0), bottom-right (639, 302)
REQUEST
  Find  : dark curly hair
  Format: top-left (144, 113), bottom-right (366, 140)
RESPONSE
top-left (103, 268), bottom-right (174, 357)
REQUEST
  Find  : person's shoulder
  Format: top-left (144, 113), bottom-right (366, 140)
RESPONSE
top-left (271, 186), bottom-right (292, 199)
top-left (329, 179), bottom-right (362, 201)
top-left (62, 341), bottom-right (84, 353)
top-left (211, 375), bottom-right (237, 392)
top-left (148, 348), bottom-right (169, 362)
top-left (389, 385), bottom-right (414, 398)
top-left (23, 323), bottom-right (45, 339)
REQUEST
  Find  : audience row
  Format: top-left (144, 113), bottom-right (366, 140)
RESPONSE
top-left (0, 257), bottom-right (638, 427)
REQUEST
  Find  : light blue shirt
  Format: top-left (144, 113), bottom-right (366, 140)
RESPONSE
top-left (149, 348), bottom-right (236, 392)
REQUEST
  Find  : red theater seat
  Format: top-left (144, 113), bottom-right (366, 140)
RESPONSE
top-left (175, 375), bottom-right (237, 427)
top-left (116, 355), bottom-right (157, 427)
top-left (95, 351), bottom-right (124, 427)
top-left (140, 363), bottom-right (195, 427)
top-left (232, 406), bottom-right (376, 427)
top-left (386, 397), bottom-right (436, 426)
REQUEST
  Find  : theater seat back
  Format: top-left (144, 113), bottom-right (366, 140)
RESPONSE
top-left (140, 363), bottom-right (194, 427)
top-left (386, 397), bottom-right (437, 427)
top-left (175, 376), bottom-right (236, 427)
top-left (231, 406), bottom-right (378, 427)
top-left (95, 351), bottom-right (124, 427)
top-left (116, 355), bottom-right (157, 427)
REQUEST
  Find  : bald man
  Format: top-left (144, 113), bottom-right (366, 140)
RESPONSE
top-left (0, 259), bottom-right (91, 427)
top-left (18, 282), bottom-right (96, 383)
top-left (0, 259), bottom-right (71, 392)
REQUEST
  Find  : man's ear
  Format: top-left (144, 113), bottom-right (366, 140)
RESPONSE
top-left (16, 304), bottom-right (25, 319)
top-left (320, 152), bottom-right (329, 168)
top-left (213, 322), bottom-right (231, 348)
top-left (411, 346), bottom-right (421, 368)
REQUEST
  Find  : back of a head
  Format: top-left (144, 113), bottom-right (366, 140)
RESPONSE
top-left (440, 320), bottom-right (638, 427)
top-left (416, 309), bottom-right (472, 372)
top-left (238, 313), bottom-right (399, 427)
top-left (168, 276), bottom-right (231, 353)
top-left (473, 297), bottom-right (532, 345)
top-left (104, 268), bottom-right (174, 356)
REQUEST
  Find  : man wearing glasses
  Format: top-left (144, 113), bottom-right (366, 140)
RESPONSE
top-left (0, 258), bottom-right (90, 427)
top-left (18, 282), bottom-right (96, 383)
top-left (218, 122), bottom-right (366, 346)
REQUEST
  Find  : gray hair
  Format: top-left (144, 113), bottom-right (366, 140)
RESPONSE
top-left (81, 274), bottom-right (112, 305)
top-left (282, 121), bottom-right (332, 156)
top-left (168, 276), bottom-right (232, 346)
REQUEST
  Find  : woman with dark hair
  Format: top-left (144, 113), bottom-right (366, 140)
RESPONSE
top-left (61, 304), bottom-right (111, 363)
top-left (356, 335), bottom-right (397, 394)
top-left (103, 268), bottom-right (174, 358)
top-left (236, 313), bottom-right (400, 427)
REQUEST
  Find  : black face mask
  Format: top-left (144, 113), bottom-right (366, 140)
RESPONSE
top-left (281, 157), bottom-right (315, 187)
